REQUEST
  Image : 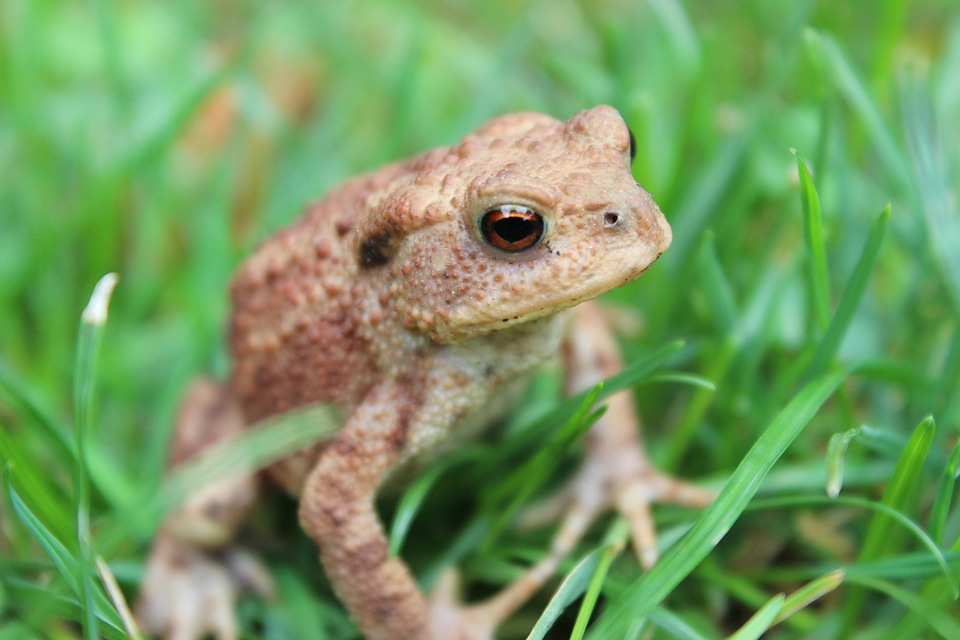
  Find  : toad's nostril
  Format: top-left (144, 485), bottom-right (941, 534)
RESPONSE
top-left (603, 211), bottom-right (621, 227)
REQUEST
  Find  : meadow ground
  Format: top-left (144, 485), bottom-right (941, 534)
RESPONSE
top-left (1, 1), bottom-right (959, 638)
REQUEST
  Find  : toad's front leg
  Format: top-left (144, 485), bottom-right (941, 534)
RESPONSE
top-left (298, 378), bottom-right (491, 640)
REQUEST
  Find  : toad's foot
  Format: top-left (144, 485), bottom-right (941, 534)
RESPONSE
top-left (429, 566), bottom-right (581, 640)
top-left (468, 446), bottom-right (713, 629)
top-left (136, 532), bottom-right (274, 640)
top-left (428, 569), bottom-right (498, 640)
top-left (526, 442), bottom-right (714, 569)
top-left (553, 301), bottom-right (714, 568)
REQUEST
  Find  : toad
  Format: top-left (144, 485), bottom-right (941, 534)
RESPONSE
top-left (136, 105), bottom-right (711, 640)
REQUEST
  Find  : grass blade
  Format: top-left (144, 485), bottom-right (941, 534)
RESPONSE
top-left (929, 438), bottom-right (960, 546)
top-left (793, 151), bottom-right (831, 331)
top-left (889, 530), bottom-right (960, 637)
top-left (509, 341), bottom-right (684, 447)
top-left (525, 547), bottom-right (603, 640)
top-left (752, 494), bottom-right (956, 589)
top-left (586, 370), bottom-right (846, 638)
top-left (527, 521), bottom-right (630, 640)
top-left (389, 448), bottom-right (486, 556)
top-left (774, 569), bottom-right (845, 624)
top-left (696, 558), bottom-right (818, 632)
top-left (804, 30), bottom-right (910, 192)
top-left (723, 570), bottom-right (845, 640)
top-left (724, 594), bottom-right (784, 640)
top-left (647, 606), bottom-right (711, 640)
top-left (859, 416), bottom-right (937, 564)
top-left (841, 415), bottom-right (940, 633)
top-left (901, 73), bottom-right (960, 317)
top-left (3, 466), bottom-right (125, 634)
top-left (96, 556), bottom-right (141, 640)
top-left (645, 372), bottom-right (716, 390)
top-left (871, 0), bottom-right (910, 83)
top-left (92, 0), bottom-right (129, 115)
top-left (662, 131), bottom-right (754, 271)
top-left (805, 206), bottom-right (889, 378)
top-left (846, 575), bottom-right (960, 639)
top-left (101, 401), bottom-right (343, 548)
top-left (933, 326), bottom-right (960, 420)
top-left (4, 465), bottom-right (80, 595)
top-left (72, 273), bottom-right (118, 640)
top-left (570, 519), bottom-right (629, 640)
top-left (0, 425), bottom-right (72, 542)
top-left (0, 361), bottom-right (73, 464)
top-left (697, 231), bottom-right (737, 335)
top-left (483, 385), bottom-right (605, 549)
top-left (825, 426), bottom-right (862, 498)
top-left (661, 231), bottom-right (738, 467)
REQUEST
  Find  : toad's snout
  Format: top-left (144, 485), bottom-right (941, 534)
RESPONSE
top-left (599, 192), bottom-right (672, 256)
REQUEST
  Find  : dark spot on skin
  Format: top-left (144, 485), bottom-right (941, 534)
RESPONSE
top-left (335, 216), bottom-right (354, 236)
top-left (593, 351), bottom-right (618, 375)
top-left (203, 501), bottom-right (224, 519)
top-left (254, 365), bottom-right (275, 387)
top-left (483, 364), bottom-right (495, 378)
top-left (321, 503), bottom-right (347, 527)
top-left (359, 230), bottom-right (392, 268)
top-left (388, 369), bottom-right (429, 450)
top-left (369, 590), bottom-right (409, 624)
top-left (388, 403), bottom-right (412, 450)
top-left (349, 538), bottom-right (389, 572)
top-left (311, 468), bottom-right (356, 529)
top-left (168, 549), bottom-right (190, 569)
top-left (331, 435), bottom-right (359, 457)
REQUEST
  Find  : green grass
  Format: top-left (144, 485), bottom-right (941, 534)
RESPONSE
top-left (2, 1), bottom-right (960, 638)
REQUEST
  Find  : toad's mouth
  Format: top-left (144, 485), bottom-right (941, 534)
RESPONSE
top-left (431, 244), bottom-right (666, 344)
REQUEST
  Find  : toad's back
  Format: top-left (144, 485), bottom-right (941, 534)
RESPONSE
top-left (227, 162), bottom-right (414, 424)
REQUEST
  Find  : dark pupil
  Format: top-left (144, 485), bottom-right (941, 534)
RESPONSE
top-left (494, 216), bottom-right (537, 243)
top-left (628, 128), bottom-right (637, 163)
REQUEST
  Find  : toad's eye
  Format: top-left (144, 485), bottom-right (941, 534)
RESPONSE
top-left (628, 128), bottom-right (637, 163)
top-left (480, 205), bottom-right (545, 252)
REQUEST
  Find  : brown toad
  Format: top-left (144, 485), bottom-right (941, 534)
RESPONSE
top-left (136, 105), bottom-right (711, 640)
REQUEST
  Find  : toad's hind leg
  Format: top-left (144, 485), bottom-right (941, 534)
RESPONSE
top-left (136, 379), bottom-right (272, 640)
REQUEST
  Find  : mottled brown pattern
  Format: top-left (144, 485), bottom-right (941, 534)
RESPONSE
top-left (169, 379), bottom-right (245, 466)
top-left (138, 106), bottom-right (699, 640)
top-left (347, 537), bottom-right (390, 572)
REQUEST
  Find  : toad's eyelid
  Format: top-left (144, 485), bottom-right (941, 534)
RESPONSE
top-left (473, 176), bottom-right (559, 211)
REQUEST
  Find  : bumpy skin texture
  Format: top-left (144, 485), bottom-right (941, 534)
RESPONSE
top-left (230, 108), bottom-right (667, 414)
top-left (138, 106), bottom-right (709, 640)
top-left (229, 105), bottom-right (668, 485)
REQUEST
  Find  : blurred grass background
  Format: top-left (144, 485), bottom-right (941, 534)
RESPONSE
top-left (2, 0), bottom-right (960, 638)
